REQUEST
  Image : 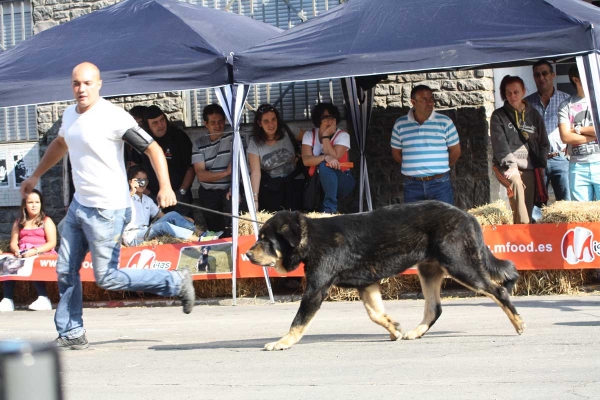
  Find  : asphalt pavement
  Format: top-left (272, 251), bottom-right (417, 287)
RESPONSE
top-left (1, 293), bottom-right (599, 400)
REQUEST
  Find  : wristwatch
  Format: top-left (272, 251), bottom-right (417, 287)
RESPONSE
top-left (179, 188), bottom-right (187, 195)
top-left (575, 125), bottom-right (582, 135)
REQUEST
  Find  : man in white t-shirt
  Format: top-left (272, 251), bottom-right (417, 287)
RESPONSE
top-left (558, 65), bottom-right (600, 201)
top-left (20, 62), bottom-right (195, 351)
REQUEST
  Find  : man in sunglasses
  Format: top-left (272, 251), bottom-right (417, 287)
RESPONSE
top-left (525, 60), bottom-right (571, 201)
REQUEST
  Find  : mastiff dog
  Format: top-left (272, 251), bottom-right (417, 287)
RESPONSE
top-left (246, 201), bottom-right (524, 351)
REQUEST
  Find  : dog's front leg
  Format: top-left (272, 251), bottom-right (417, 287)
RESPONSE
top-left (264, 290), bottom-right (325, 351)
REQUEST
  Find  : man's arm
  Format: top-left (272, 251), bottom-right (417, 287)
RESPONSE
top-left (144, 142), bottom-right (176, 208)
top-left (20, 136), bottom-right (68, 198)
top-left (391, 148), bottom-right (402, 165)
top-left (448, 143), bottom-right (461, 166)
top-left (559, 122), bottom-right (596, 145)
top-left (180, 166), bottom-right (195, 191)
top-left (194, 161), bottom-right (231, 183)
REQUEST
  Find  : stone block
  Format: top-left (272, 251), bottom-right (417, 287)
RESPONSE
top-left (373, 96), bottom-right (387, 109)
top-left (389, 84), bottom-right (403, 95)
top-left (450, 70), bottom-right (474, 79)
top-left (405, 73), bottom-right (427, 81)
top-left (71, 7), bottom-right (92, 19)
top-left (427, 72), bottom-right (449, 79)
top-left (33, 6), bottom-right (53, 21)
top-left (442, 80), bottom-right (457, 91)
top-left (374, 84), bottom-right (390, 96)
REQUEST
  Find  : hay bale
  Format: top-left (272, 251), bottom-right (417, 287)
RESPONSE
top-left (467, 200), bottom-right (513, 226)
top-left (540, 200), bottom-right (600, 223)
top-left (513, 270), bottom-right (590, 296)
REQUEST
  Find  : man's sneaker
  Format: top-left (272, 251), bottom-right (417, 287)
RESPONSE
top-left (28, 296), bottom-right (52, 311)
top-left (54, 334), bottom-right (89, 350)
top-left (0, 298), bottom-right (14, 312)
top-left (178, 268), bottom-right (195, 314)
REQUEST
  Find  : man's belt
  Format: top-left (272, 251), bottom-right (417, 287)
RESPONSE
top-left (403, 172), bottom-right (447, 182)
top-left (547, 151), bottom-right (562, 159)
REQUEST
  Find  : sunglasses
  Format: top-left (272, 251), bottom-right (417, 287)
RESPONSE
top-left (320, 114), bottom-right (336, 121)
top-left (257, 105), bottom-right (275, 114)
top-left (533, 71), bottom-right (552, 78)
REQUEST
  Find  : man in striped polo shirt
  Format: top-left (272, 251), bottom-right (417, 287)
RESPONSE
top-left (391, 85), bottom-right (461, 204)
top-left (192, 104), bottom-right (233, 236)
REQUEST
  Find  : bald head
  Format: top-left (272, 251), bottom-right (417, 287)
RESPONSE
top-left (71, 62), bottom-right (102, 113)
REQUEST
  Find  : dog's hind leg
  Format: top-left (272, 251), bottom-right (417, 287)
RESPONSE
top-left (358, 283), bottom-right (402, 341)
top-left (403, 262), bottom-right (445, 340)
top-left (448, 273), bottom-right (525, 335)
top-left (264, 286), bottom-right (329, 351)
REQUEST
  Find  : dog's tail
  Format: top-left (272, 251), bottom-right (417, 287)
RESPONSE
top-left (484, 247), bottom-right (519, 293)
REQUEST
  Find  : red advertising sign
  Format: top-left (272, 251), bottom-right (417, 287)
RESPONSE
top-left (1, 223), bottom-right (599, 282)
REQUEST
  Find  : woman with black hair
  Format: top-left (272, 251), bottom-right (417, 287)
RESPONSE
top-left (301, 103), bottom-right (355, 214)
top-left (248, 104), bottom-right (304, 212)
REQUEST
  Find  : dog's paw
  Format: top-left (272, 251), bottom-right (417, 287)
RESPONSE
top-left (401, 330), bottom-right (422, 340)
top-left (264, 341), bottom-right (291, 351)
top-left (389, 330), bottom-right (402, 341)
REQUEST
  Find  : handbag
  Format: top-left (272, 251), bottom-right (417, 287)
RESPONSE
top-left (302, 168), bottom-right (322, 212)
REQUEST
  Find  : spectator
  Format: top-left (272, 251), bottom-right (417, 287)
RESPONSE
top-left (131, 105), bottom-right (194, 216)
top-left (0, 189), bottom-right (57, 312)
top-left (301, 103), bottom-right (355, 214)
top-left (559, 65), bottom-right (600, 201)
top-left (391, 84), bottom-right (461, 204)
top-left (248, 104), bottom-right (305, 212)
top-left (490, 75), bottom-right (549, 224)
top-left (192, 104), bottom-right (233, 235)
top-left (524, 60), bottom-right (571, 201)
top-left (122, 165), bottom-right (204, 246)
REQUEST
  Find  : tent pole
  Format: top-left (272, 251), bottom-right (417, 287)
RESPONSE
top-left (580, 54), bottom-right (600, 142)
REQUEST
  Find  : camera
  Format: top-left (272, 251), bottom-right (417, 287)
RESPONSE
top-left (135, 179), bottom-right (147, 187)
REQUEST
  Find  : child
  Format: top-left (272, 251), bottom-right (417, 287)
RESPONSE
top-left (122, 165), bottom-right (202, 246)
top-left (0, 189), bottom-right (57, 312)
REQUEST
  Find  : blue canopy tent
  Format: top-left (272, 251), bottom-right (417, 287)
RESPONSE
top-left (234, 0), bottom-right (600, 211)
top-left (0, 0), bottom-right (283, 304)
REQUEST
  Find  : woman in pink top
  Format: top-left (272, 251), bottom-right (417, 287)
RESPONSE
top-left (0, 189), bottom-right (57, 312)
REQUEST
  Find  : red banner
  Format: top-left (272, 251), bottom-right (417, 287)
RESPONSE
top-left (1, 223), bottom-right (599, 282)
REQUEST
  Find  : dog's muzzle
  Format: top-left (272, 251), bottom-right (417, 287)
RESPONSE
top-left (245, 249), bottom-right (275, 267)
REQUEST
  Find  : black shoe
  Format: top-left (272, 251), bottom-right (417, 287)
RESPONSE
top-left (178, 268), bottom-right (195, 314)
top-left (54, 334), bottom-right (89, 350)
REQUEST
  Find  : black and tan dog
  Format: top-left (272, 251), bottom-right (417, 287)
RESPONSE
top-left (246, 201), bottom-right (524, 351)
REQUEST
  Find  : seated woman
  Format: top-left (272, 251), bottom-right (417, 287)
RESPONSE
top-left (301, 103), bottom-right (355, 214)
top-left (122, 165), bottom-right (204, 246)
top-left (0, 189), bottom-right (57, 312)
top-left (248, 104), bottom-right (304, 212)
top-left (490, 75), bottom-right (549, 224)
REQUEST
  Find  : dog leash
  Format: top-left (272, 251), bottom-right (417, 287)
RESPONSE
top-left (176, 201), bottom-right (265, 225)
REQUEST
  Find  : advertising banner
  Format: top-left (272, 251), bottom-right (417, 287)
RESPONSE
top-left (2, 223), bottom-right (599, 282)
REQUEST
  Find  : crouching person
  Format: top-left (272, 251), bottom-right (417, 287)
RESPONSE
top-left (123, 165), bottom-right (200, 246)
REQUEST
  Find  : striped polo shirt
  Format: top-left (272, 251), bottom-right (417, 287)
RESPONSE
top-left (391, 109), bottom-right (459, 177)
top-left (191, 132), bottom-right (233, 190)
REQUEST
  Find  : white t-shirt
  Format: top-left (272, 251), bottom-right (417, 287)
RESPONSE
top-left (122, 194), bottom-right (159, 244)
top-left (301, 128), bottom-right (351, 155)
top-left (558, 95), bottom-right (600, 163)
top-left (59, 98), bottom-right (151, 209)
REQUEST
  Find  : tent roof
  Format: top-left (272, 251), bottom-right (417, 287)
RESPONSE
top-left (0, 0), bottom-right (282, 108)
top-left (233, 0), bottom-right (600, 85)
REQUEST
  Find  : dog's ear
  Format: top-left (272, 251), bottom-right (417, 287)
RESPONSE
top-left (279, 212), bottom-right (302, 248)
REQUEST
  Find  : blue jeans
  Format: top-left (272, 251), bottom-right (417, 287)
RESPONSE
top-left (569, 161), bottom-right (600, 201)
top-left (127, 211), bottom-right (196, 246)
top-left (318, 162), bottom-right (356, 213)
top-left (403, 172), bottom-right (454, 204)
top-left (546, 155), bottom-right (571, 201)
top-left (55, 199), bottom-right (183, 339)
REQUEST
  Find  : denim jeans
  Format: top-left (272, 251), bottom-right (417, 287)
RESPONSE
top-left (318, 162), bottom-right (356, 213)
top-left (569, 161), bottom-right (600, 201)
top-left (546, 155), bottom-right (571, 201)
top-left (127, 211), bottom-right (196, 246)
top-left (55, 199), bottom-right (183, 339)
top-left (403, 172), bottom-right (454, 204)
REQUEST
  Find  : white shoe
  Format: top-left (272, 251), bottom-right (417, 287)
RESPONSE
top-left (0, 298), bottom-right (14, 312)
top-left (28, 296), bottom-right (52, 311)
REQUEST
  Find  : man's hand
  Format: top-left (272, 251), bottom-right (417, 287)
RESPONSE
top-left (225, 188), bottom-right (232, 201)
top-left (156, 187), bottom-right (177, 208)
top-left (20, 176), bottom-right (39, 199)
